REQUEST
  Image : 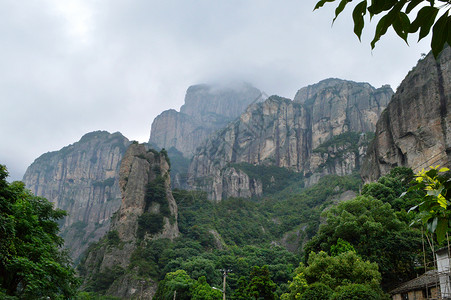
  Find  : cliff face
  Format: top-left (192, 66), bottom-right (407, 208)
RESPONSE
top-left (113, 144), bottom-right (179, 243)
top-left (294, 78), bottom-right (392, 148)
top-left (362, 48), bottom-right (451, 181)
top-left (80, 143), bottom-right (179, 299)
top-left (22, 131), bottom-right (130, 260)
top-left (149, 83), bottom-right (264, 158)
top-left (189, 79), bottom-right (393, 200)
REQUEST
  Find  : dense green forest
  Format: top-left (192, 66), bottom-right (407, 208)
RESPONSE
top-left (1, 160), bottom-right (439, 299)
top-left (76, 166), bottom-right (434, 299)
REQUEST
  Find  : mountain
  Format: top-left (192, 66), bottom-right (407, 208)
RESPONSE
top-left (149, 82), bottom-right (264, 158)
top-left (22, 131), bottom-right (130, 261)
top-left (79, 143), bottom-right (178, 298)
top-left (188, 79), bottom-right (393, 200)
top-left (362, 47), bottom-right (451, 181)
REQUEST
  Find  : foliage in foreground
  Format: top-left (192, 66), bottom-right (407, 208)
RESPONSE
top-left (408, 165), bottom-right (451, 244)
top-left (0, 164), bottom-right (78, 299)
top-left (314, 0), bottom-right (451, 57)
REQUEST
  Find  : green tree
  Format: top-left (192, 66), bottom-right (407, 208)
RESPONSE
top-left (299, 282), bottom-right (333, 300)
top-left (280, 272), bottom-right (308, 300)
top-left (191, 276), bottom-right (222, 300)
top-left (330, 238), bottom-right (355, 256)
top-left (246, 265), bottom-right (277, 300)
top-left (361, 167), bottom-right (416, 211)
top-left (314, 0), bottom-right (451, 57)
top-left (153, 269), bottom-right (194, 300)
top-left (330, 283), bottom-right (382, 300)
top-left (0, 165), bottom-right (79, 299)
top-left (232, 276), bottom-right (250, 300)
top-left (304, 196), bottom-right (422, 289)
top-left (301, 251), bottom-right (381, 290)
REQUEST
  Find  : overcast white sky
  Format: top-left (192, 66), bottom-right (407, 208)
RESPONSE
top-left (1, 0), bottom-right (431, 181)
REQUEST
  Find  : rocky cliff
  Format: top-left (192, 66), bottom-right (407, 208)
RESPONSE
top-left (79, 143), bottom-right (179, 298)
top-left (362, 48), bottom-right (451, 181)
top-left (189, 79), bottom-right (393, 200)
top-left (294, 78), bottom-right (392, 148)
top-left (149, 82), bottom-right (264, 158)
top-left (22, 131), bottom-right (130, 261)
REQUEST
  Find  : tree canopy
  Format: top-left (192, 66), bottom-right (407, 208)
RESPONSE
top-left (303, 195), bottom-right (423, 289)
top-left (153, 270), bottom-right (222, 300)
top-left (281, 251), bottom-right (384, 299)
top-left (0, 165), bottom-right (78, 299)
top-left (314, 0), bottom-right (451, 57)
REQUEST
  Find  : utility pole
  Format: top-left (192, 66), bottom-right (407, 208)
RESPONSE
top-left (220, 269), bottom-right (232, 300)
top-left (139, 280), bottom-right (145, 300)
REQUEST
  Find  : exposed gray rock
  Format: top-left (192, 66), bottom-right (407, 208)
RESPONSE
top-left (113, 143), bottom-right (179, 242)
top-left (149, 82), bottom-right (264, 157)
top-left (22, 131), bottom-right (130, 261)
top-left (362, 48), bottom-right (451, 182)
top-left (295, 78), bottom-right (392, 149)
top-left (189, 80), bottom-right (393, 200)
top-left (80, 143), bottom-right (179, 299)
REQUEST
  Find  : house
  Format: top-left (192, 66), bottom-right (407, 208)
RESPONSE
top-left (390, 270), bottom-right (440, 300)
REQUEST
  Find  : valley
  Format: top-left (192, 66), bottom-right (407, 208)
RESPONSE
top-left (9, 47), bottom-right (451, 299)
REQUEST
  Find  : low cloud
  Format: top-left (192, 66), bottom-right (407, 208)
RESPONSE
top-left (1, 0), bottom-right (430, 181)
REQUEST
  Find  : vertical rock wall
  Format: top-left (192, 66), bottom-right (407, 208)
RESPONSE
top-left (80, 143), bottom-right (179, 299)
top-left (22, 131), bottom-right (130, 260)
top-left (189, 79), bottom-right (393, 200)
top-left (362, 48), bottom-right (451, 182)
top-left (149, 83), bottom-right (264, 157)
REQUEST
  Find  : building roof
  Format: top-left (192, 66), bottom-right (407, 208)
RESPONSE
top-left (390, 270), bottom-right (439, 295)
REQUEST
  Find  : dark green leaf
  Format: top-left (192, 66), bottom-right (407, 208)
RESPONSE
top-left (436, 217), bottom-right (448, 244)
top-left (419, 7), bottom-right (440, 40)
top-left (368, 0), bottom-right (397, 14)
top-left (409, 6), bottom-right (438, 33)
top-left (432, 11), bottom-right (449, 58)
top-left (392, 11), bottom-right (410, 43)
top-left (406, 0), bottom-right (423, 14)
top-left (334, 0), bottom-right (352, 23)
top-left (353, 1), bottom-right (368, 39)
top-left (314, 0), bottom-right (337, 10)
top-left (371, 13), bottom-right (394, 48)
top-left (447, 14), bottom-right (451, 48)
top-left (426, 168), bottom-right (438, 178)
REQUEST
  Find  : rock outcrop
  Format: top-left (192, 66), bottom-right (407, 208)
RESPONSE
top-left (149, 82), bottom-right (264, 158)
top-left (22, 131), bottom-right (130, 261)
top-left (362, 48), bottom-right (451, 182)
top-left (189, 79), bottom-right (393, 200)
top-left (113, 144), bottom-right (179, 243)
top-left (294, 78), bottom-right (392, 148)
top-left (80, 143), bottom-right (179, 299)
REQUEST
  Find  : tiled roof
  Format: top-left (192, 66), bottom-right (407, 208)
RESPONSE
top-left (390, 270), bottom-right (439, 295)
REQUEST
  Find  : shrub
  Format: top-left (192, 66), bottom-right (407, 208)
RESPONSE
top-left (106, 230), bottom-right (121, 246)
top-left (145, 176), bottom-right (170, 216)
top-left (137, 212), bottom-right (164, 238)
